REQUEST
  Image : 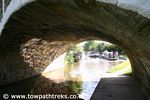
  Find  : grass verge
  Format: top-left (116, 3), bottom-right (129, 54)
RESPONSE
top-left (107, 60), bottom-right (132, 76)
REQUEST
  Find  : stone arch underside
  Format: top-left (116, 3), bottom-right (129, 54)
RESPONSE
top-left (0, 0), bottom-right (150, 98)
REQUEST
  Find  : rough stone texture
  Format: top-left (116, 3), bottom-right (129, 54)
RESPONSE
top-left (0, 0), bottom-right (150, 99)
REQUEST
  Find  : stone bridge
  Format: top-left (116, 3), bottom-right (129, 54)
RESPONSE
top-left (0, 0), bottom-right (150, 99)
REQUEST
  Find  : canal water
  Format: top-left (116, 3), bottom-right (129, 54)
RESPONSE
top-left (42, 57), bottom-right (123, 100)
top-left (0, 57), bottom-right (123, 100)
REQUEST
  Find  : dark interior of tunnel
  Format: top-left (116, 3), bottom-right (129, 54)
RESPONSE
top-left (0, 0), bottom-right (150, 99)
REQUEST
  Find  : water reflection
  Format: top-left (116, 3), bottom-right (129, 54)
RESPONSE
top-left (42, 57), bottom-right (123, 100)
top-left (0, 58), bottom-right (123, 100)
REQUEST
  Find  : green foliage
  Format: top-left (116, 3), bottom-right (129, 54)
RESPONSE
top-left (96, 43), bottom-right (105, 53)
top-left (98, 43), bottom-right (126, 55)
top-left (70, 81), bottom-right (82, 93)
top-left (65, 45), bottom-right (82, 63)
top-left (83, 40), bottom-right (126, 55)
top-left (74, 45), bottom-right (82, 52)
top-left (107, 61), bottom-right (129, 72)
top-left (107, 60), bottom-right (132, 75)
top-left (105, 44), bottom-right (126, 55)
top-left (65, 40), bottom-right (127, 63)
top-left (65, 50), bottom-right (75, 63)
top-left (83, 41), bottom-right (98, 52)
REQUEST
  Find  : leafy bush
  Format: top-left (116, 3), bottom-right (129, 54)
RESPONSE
top-left (65, 50), bottom-right (75, 63)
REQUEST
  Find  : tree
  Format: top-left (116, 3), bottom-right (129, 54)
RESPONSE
top-left (65, 44), bottom-right (82, 63)
top-left (105, 44), bottom-right (126, 55)
top-left (65, 50), bottom-right (75, 63)
top-left (96, 43), bottom-right (105, 53)
top-left (83, 41), bottom-right (98, 52)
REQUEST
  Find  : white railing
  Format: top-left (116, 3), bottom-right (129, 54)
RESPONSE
top-left (1, 0), bottom-right (11, 21)
top-left (2, 0), bottom-right (5, 15)
top-left (0, 0), bottom-right (35, 35)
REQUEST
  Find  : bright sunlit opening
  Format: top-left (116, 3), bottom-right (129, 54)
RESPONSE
top-left (41, 40), bottom-right (131, 100)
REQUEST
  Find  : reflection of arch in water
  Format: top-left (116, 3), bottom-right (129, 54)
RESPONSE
top-left (0, 0), bottom-right (149, 98)
top-left (64, 63), bottom-right (82, 81)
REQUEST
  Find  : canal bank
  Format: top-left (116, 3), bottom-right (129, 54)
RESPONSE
top-left (0, 57), bottom-right (126, 100)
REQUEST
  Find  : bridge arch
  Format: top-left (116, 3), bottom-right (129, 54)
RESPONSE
top-left (0, 0), bottom-right (150, 98)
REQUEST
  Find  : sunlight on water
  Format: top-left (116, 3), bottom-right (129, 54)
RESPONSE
top-left (42, 57), bottom-right (123, 100)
